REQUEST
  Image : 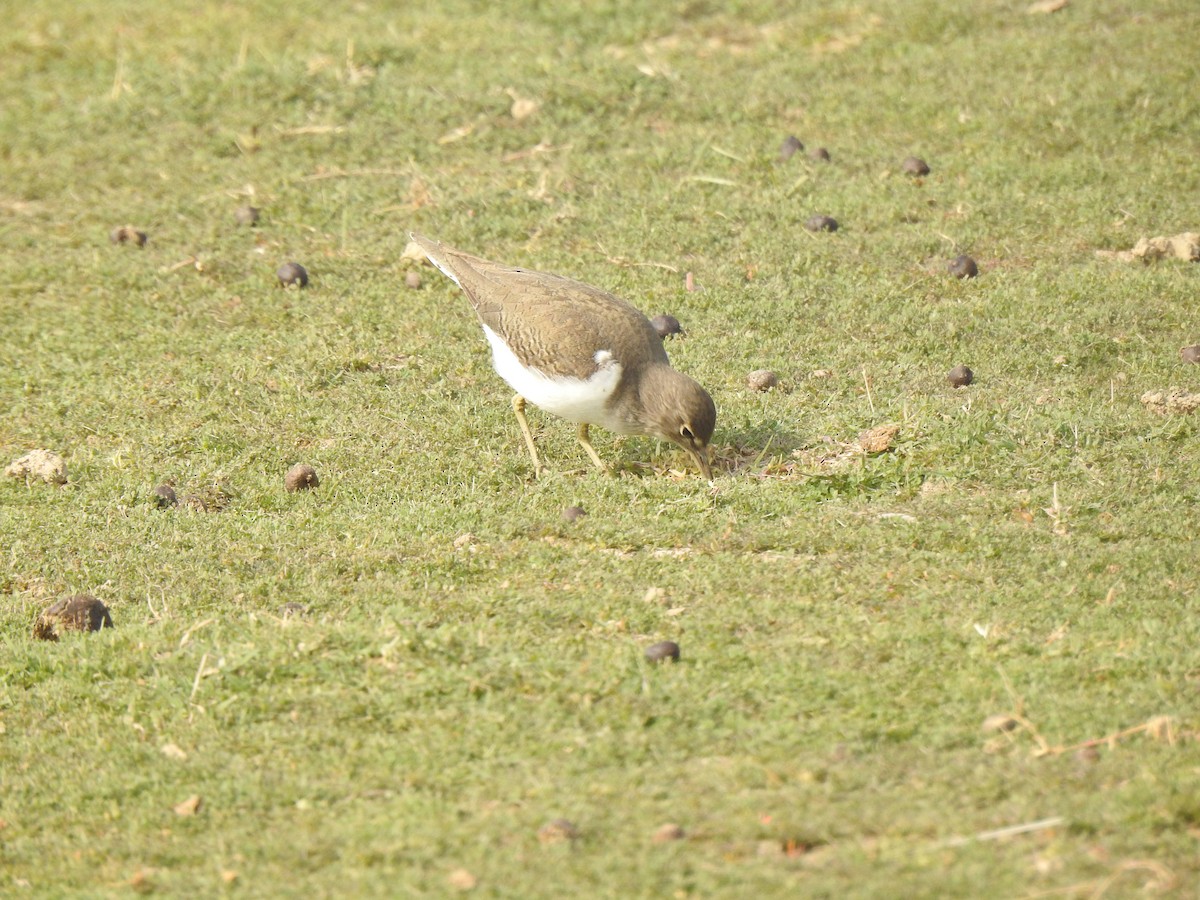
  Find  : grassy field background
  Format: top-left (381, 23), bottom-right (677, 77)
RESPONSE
top-left (3, 0), bottom-right (1199, 895)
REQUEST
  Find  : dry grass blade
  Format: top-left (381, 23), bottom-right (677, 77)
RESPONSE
top-left (1040, 715), bottom-right (1178, 757)
top-left (940, 816), bottom-right (1065, 848)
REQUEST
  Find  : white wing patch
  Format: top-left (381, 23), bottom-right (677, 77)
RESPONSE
top-left (482, 325), bottom-right (623, 427)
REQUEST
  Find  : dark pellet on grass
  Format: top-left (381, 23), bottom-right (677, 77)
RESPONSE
top-left (645, 640), bottom-right (681, 663)
top-left (562, 505), bottom-right (587, 522)
top-left (948, 255), bottom-right (979, 279)
top-left (285, 464), bottom-right (319, 492)
top-left (277, 262), bottom-right (309, 288)
top-left (235, 206), bottom-right (260, 226)
top-left (809, 146), bottom-right (831, 161)
top-left (110, 226), bottom-right (148, 247)
top-left (805, 215), bottom-right (838, 232)
top-left (779, 135), bottom-right (804, 161)
top-left (538, 819), bottom-right (580, 843)
top-left (901, 156), bottom-right (931, 176)
top-left (651, 314), bottom-right (683, 339)
top-left (153, 484), bottom-right (178, 508)
top-left (947, 365), bottom-right (974, 387)
top-left (33, 595), bottom-right (113, 641)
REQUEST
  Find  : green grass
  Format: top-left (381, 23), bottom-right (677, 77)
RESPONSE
top-left (3, 0), bottom-right (1199, 895)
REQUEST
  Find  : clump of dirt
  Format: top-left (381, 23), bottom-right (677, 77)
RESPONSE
top-left (110, 225), bottom-right (148, 247)
top-left (857, 423), bottom-right (900, 453)
top-left (947, 255), bottom-right (979, 279)
top-left (1097, 232), bottom-right (1199, 264)
top-left (1140, 388), bottom-right (1200, 415)
top-left (645, 640), bottom-right (681, 663)
top-left (537, 818), bottom-right (580, 844)
top-left (947, 364), bottom-right (974, 386)
top-left (5, 449), bottom-right (68, 484)
top-left (746, 369), bottom-right (778, 392)
top-left (285, 464), bottom-right (320, 492)
top-left (181, 478), bottom-right (236, 511)
top-left (153, 484), bottom-right (178, 508)
top-left (33, 595), bottom-right (113, 641)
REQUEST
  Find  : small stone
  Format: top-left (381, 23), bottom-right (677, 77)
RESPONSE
top-left (808, 146), bottom-right (831, 162)
top-left (650, 314), bottom-right (683, 339)
top-left (901, 156), bottom-right (931, 176)
top-left (153, 484), bottom-right (178, 508)
top-left (109, 225), bottom-right (148, 247)
top-left (537, 818), bottom-right (580, 844)
top-left (805, 215), bottom-right (838, 233)
top-left (779, 135), bottom-right (804, 161)
top-left (645, 640), bottom-right (681, 663)
top-left (447, 869), bottom-right (478, 891)
top-left (33, 595), bottom-right (113, 641)
top-left (285, 464), bottom-right (319, 493)
top-left (981, 713), bottom-right (1019, 733)
top-left (947, 255), bottom-right (979, 279)
top-left (1180, 345), bottom-right (1200, 364)
top-left (234, 206), bottom-right (261, 227)
top-left (747, 369), bottom-right (778, 392)
top-left (947, 365), bottom-right (974, 387)
top-left (562, 505), bottom-right (587, 523)
top-left (652, 823), bottom-right (686, 843)
top-left (405, 271), bottom-right (422, 290)
top-left (277, 262), bottom-right (309, 288)
top-left (173, 794), bottom-right (203, 817)
top-left (510, 94), bottom-right (540, 121)
top-left (5, 449), bottom-right (67, 484)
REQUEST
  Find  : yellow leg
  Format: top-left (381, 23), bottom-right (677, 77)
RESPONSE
top-left (511, 395), bottom-right (545, 475)
top-left (577, 423), bottom-right (610, 473)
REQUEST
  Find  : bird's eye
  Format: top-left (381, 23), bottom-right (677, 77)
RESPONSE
top-left (680, 425), bottom-right (695, 440)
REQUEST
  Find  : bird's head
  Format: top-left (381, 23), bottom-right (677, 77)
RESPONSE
top-left (641, 368), bottom-right (716, 480)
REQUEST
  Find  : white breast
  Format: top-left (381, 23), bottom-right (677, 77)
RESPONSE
top-left (482, 324), bottom-right (623, 428)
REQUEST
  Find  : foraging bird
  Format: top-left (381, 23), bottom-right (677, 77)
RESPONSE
top-left (411, 234), bottom-right (715, 478)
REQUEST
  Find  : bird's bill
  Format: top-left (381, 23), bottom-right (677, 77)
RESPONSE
top-left (691, 446), bottom-right (713, 481)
